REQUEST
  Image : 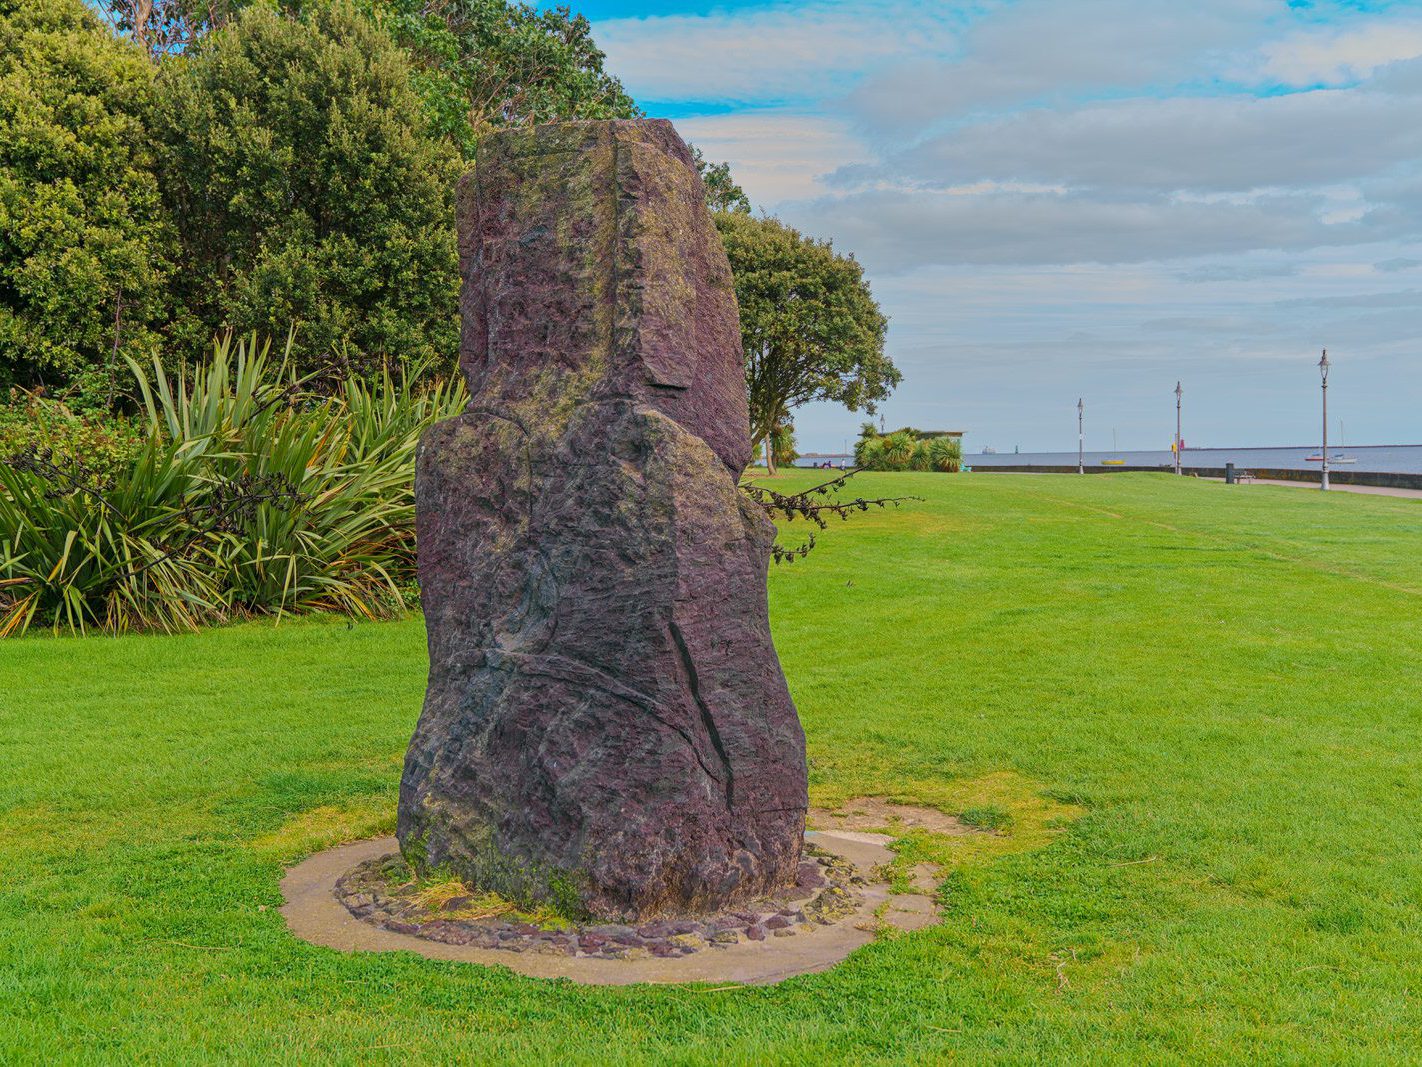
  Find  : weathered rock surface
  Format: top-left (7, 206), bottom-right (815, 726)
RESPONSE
top-left (397, 119), bottom-right (808, 920)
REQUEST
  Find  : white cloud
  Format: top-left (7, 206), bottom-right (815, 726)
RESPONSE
top-left (786, 185), bottom-right (1404, 272)
top-left (674, 112), bottom-right (870, 204)
top-left (596, 1), bottom-right (958, 104)
top-left (834, 89), bottom-right (1422, 194)
top-left (587, 1), bottom-right (1422, 449)
top-left (845, 0), bottom-right (1272, 133)
top-left (1260, 20), bottom-right (1422, 86)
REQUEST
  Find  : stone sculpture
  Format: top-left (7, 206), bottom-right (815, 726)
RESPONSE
top-left (398, 120), bottom-right (807, 920)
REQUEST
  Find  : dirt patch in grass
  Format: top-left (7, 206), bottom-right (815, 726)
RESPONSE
top-left (808, 796), bottom-right (978, 836)
top-left (806, 772), bottom-right (1086, 893)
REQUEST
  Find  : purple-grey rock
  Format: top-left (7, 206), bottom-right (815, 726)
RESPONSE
top-left (796, 863), bottom-right (827, 889)
top-left (588, 924), bottom-right (635, 939)
top-left (397, 119), bottom-right (808, 920)
top-left (422, 921), bottom-right (471, 945)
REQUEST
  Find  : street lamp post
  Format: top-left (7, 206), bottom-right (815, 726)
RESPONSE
top-left (1318, 349), bottom-right (1330, 492)
top-left (1174, 380), bottom-right (1183, 475)
top-left (1077, 398), bottom-right (1084, 474)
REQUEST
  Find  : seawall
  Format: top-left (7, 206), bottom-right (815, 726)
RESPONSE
top-left (971, 465), bottom-right (1422, 491)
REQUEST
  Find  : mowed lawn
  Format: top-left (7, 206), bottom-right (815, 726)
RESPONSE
top-left (3, 472), bottom-right (1421, 1062)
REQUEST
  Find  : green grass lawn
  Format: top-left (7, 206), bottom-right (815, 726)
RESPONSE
top-left (4, 472), bottom-right (1421, 1063)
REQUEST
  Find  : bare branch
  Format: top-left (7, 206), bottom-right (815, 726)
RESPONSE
top-left (739, 468), bottom-right (915, 563)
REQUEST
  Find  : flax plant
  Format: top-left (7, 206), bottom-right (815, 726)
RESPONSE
top-left (0, 335), bottom-right (465, 636)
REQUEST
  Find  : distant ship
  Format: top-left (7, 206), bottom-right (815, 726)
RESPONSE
top-left (981, 447), bottom-right (998, 454)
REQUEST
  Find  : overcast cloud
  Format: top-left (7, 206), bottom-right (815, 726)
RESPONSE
top-left (591, 0), bottom-right (1422, 452)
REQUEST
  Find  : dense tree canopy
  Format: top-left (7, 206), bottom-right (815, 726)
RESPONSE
top-left (2, 0), bottom-right (895, 424)
top-left (77, 0), bottom-right (635, 378)
top-left (0, 0), bottom-right (172, 395)
top-left (98, 0), bottom-right (639, 155)
top-left (153, 2), bottom-right (462, 372)
top-left (715, 211), bottom-right (896, 469)
top-left (365, 0), bottom-right (639, 156)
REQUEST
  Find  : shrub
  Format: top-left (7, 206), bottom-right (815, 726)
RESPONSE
top-left (855, 435), bottom-right (886, 470)
top-left (923, 435), bottom-right (962, 472)
top-left (0, 0), bottom-right (173, 392)
top-left (0, 391), bottom-right (146, 484)
top-left (152, 2), bottom-right (462, 374)
top-left (882, 430), bottom-right (915, 468)
top-left (855, 426), bottom-right (961, 472)
top-left (0, 333), bottom-right (465, 636)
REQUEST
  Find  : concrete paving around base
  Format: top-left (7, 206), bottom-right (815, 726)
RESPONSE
top-left (280, 830), bottom-right (938, 985)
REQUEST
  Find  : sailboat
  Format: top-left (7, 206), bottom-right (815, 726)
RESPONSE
top-left (1306, 420), bottom-right (1358, 464)
top-left (1101, 428), bottom-right (1125, 465)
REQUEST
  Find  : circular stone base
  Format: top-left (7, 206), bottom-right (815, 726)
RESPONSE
top-left (334, 847), bottom-right (861, 958)
top-left (279, 831), bottom-right (938, 985)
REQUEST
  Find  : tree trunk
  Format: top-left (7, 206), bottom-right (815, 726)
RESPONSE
top-left (131, 0), bottom-right (152, 52)
top-left (764, 434), bottom-right (777, 476)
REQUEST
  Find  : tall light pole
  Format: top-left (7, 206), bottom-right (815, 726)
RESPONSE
top-left (1174, 380), bottom-right (1183, 475)
top-left (1318, 349), bottom-right (1330, 491)
top-left (1077, 398), bottom-right (1084, 474)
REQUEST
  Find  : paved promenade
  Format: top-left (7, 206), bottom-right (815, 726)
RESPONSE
top-left (1245, 478), bottom-right (1422, 499)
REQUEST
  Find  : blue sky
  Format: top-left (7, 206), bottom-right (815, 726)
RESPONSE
top-left (576, 1), bottom-right (1422, 453)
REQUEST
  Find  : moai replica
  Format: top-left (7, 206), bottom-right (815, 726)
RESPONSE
top-left (398, 120), bottom-right (808, 920)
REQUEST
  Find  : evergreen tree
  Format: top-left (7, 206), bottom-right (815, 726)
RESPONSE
top-left (153, 2), bottom-right (463, 372)
top-left (0, 0), bottom-right (172, 396)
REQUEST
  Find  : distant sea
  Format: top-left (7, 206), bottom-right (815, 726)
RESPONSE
top-left (965, 445), bottom-right (1422, 474)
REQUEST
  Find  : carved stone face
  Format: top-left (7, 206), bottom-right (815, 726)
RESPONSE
top-left (399, 120), bottom-right (807, 921)
top-left (459, 119), bottom-right (751, 476)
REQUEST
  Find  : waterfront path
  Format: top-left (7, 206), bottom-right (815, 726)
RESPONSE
top-left (1233, 477), bottom-right (1422, 499)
